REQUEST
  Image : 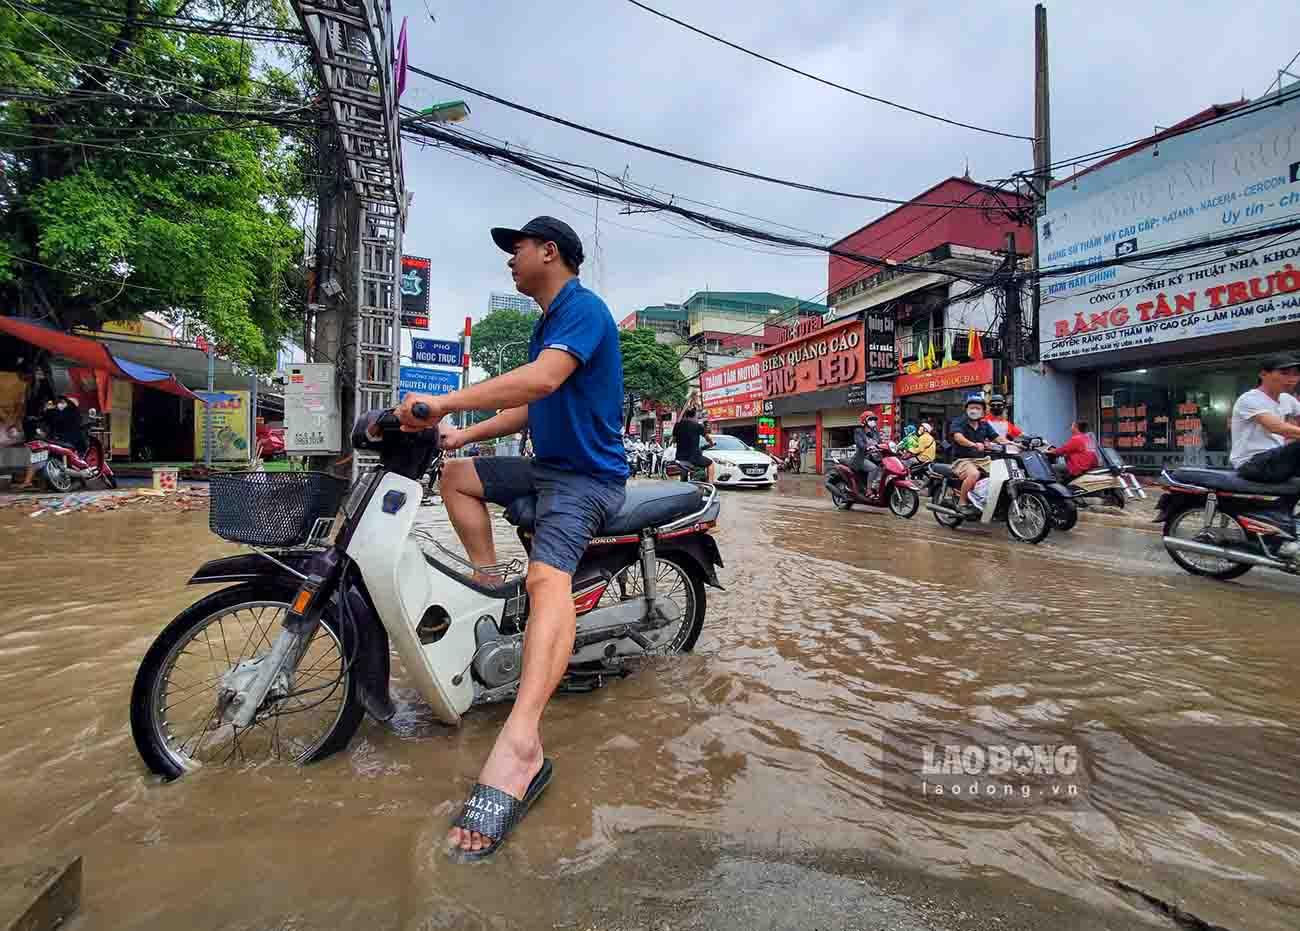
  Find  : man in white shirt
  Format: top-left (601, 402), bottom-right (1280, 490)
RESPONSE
top-left (1230, 354), bottom-right (1300, 482)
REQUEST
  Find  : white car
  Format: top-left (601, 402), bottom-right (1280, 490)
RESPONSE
top-left (664, 434), bottom-right (778, 488)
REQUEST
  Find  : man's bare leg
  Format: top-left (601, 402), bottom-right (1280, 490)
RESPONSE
top-left (439, 459), bottom-right (497, 571)
top-left (958, 465), bottom-right (978, 505)
top-left (449, 561), bottom-right (573, 853)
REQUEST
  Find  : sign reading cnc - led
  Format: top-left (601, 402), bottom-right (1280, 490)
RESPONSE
top-left (760, 319), bottom-right (864, 399)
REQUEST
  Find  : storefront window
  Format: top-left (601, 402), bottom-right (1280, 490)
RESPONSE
top-left (1098, 352), bottom-right (1299, 470)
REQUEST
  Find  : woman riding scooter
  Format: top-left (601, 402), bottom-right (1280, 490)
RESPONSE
top-left (851, 411), bottom-right (883, 493)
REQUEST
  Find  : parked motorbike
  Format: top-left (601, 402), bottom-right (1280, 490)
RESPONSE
top-left (130, 404), bottom-right (724, 779)
top-left (25, 410), bottom-right (116, 492)
top-left (824, 444), bottom-right (920, 518)
top-left (925, 443), bottom-right (1064, 544)
top-left (1156, 466), bottom-right (1300, 580)
top-left (780, 448), bottom-right (801, 474)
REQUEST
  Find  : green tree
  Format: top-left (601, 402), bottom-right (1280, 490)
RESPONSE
top-left (0, 0), bottom-right (311, 369)
top-left (619, 327), bottom-right (687, 417)
top-left (472, 306), bottom-right (539, 378)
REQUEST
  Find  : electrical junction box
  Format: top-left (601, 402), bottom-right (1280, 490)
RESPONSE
top-left (283, 363), bottom-right (341, 455)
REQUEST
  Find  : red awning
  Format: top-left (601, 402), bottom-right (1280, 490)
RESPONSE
top-left (0, 316), bottom-right (200, 400)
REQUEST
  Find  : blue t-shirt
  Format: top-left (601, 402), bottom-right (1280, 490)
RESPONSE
top-left (528, 279), bottom-right (630, 482)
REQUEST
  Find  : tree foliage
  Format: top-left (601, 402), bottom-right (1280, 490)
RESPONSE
top-left (473, 306), bottom-right (539, 378)
top-left (0, 0), bottom-right (312, 369)
top-left (619, 327), bottom-right (686, 410)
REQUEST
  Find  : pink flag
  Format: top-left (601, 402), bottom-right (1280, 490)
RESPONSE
top-left (395, 17), bottom-right (408, 100)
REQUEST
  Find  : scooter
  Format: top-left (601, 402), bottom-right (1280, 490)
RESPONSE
top-left (129, 405), bottom-right (724, 780)
top-left (824, 444), bottom-right (920, 518)
top-left (925, 443), bottom-right (1062, 544)
top-left (1156, 466), bottom-right (1300, 580)
top-left (25, 412), bottom-right (116, 492)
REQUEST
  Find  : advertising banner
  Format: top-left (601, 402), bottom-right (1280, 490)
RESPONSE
top-left (1039, 90), bottom-right (1300, 361)
top-left (194, 390), bottom-right (251, 461)
top-left (894, 358), bottom-right (992, 398)
top-left (702, 358), bottom-right (763, 421)
top-left (759, 319), bottom-right (864, 399)
top-left (400, 255), bottom-right (431, 329)
top-left (866, 311), bottom-right (897, 374)
top-left (411, 337), bottom-right (461, 367)
top-left (398, 366), bottom-right (459, 400)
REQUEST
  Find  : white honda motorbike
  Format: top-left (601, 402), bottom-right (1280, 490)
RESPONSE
top-left (130, 408), bottom-right (724, 779)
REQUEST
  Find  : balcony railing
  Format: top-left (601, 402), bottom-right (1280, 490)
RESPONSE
top-left (895, 327), bottom-right (1000, 370)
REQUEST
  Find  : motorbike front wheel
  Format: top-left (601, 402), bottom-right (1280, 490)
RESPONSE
top-left (130, 581), bottom-right (364, 780)
top-left (932, 487), bottom-right (963, 528)
top-left (1007, 491), bottom-right (1052, 544)
top-left (889, 485), bottom-right (920, 519)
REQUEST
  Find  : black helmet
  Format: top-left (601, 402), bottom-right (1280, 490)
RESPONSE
top-left (989, 393), bottom-right (1007, 410)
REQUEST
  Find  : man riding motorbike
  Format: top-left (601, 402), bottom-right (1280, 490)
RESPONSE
top-left (1047, 420), bottom-right (1099, 482)
top-left (1231, 354), bottom-right (1300, 485)
top-left (392, 215), bottom-right (628, 861)
top-left (851, 410), bottom-right (883, 492)
top-left (950, 394), bottom-right (1000, 518)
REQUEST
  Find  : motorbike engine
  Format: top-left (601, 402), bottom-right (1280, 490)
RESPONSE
top-left (472, 617), bottom-right (523, 688)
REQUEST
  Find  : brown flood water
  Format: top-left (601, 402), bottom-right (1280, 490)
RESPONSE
top-left (2, 481), bottom-right (1299, 929)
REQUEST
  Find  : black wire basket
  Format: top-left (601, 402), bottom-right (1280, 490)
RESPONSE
top-left (208, 471), bottom-right (349, 547)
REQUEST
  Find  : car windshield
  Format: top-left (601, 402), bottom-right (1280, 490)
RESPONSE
top-left (707, 435), bottom-right (748, 451)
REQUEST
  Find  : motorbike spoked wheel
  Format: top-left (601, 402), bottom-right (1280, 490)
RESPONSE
top-left (889, 485), bottom-right (920, 519)
top-left (43, 456), bottom-right (74, 492)
top-left (1051, 500), bottom-right (1079, 531)
top-left (932, 487), bottom-right (963, 528)
top-left (1163, 506), bottom-right (1253, 580)
top-left (130, 582), bottom-right (364, 781)
top-left (594, 556), bottom-right (705, 655)
top-left (1106, 489), bottom-right (1127, 509)
top-left (1007, 491), bottom-right (1052, 544)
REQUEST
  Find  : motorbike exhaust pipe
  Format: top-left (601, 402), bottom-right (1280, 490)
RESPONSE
top-left (1161, 537), bottom-right (1279, 568)
top-left (925, 503), bottom-right (960, 517)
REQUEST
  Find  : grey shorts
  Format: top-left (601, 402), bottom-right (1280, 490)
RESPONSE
top-left (473, 457), bottom-right (626, 576)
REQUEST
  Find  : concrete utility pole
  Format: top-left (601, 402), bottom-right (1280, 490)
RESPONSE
top-left (1003, 231), bottom-right (1024, 369)
top-left (1030, 2), bottom-right (1052, 363)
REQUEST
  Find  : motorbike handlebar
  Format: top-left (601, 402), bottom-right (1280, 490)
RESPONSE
top-left (411, 401), bottom-right (431, 422)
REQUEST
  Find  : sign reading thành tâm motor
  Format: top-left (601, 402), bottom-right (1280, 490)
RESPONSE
top-left (701, 357), bottom-right (764, 420)
top-left (1038, 89), bottom-right (1300, 362)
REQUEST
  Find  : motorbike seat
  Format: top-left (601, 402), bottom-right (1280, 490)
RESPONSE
top-left (505, 481), bottom-right (705, 535)
top-left (1168, 467), bottom-right (1300, 496)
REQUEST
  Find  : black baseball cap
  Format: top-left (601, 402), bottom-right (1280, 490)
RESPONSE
top-left (1260, 353), bottom-right (1300, 371)
top-left (491, 216), bottom-right (584, 270)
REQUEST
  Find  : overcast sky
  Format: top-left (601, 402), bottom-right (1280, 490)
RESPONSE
top-left (393, 0), bottom-right (1300, 343)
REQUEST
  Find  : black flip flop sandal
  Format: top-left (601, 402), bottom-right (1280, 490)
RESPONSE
top-left (447, 758), bottom-right (553, 863)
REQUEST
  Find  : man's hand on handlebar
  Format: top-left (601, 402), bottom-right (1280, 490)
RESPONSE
top-left (438, 425), bottom-right (467, 452)
top-left (395, 393), bottom-right (446, 432)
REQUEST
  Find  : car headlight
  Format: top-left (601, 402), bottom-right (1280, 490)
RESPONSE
top-left (714, 458), bottom-right (737, 467)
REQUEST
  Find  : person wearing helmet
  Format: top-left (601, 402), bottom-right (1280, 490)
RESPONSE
top-left (851, 410), bottom-right (883, 491)
top-left (985, 393), bottom-right (1023, 444)
top-left (950, 393), bottom-right (999, 517)
top-left (914, 421), bottom-right (938, 464)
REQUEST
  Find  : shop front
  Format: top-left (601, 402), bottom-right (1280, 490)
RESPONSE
top-left (894, 358), bottom-right (995, 444)
top-left (758, 318), bottom-right (869, 472)
top-left (1031, 88), bottom-right (1300, 472)
top-left (701, 357), bottom-right (764, 447)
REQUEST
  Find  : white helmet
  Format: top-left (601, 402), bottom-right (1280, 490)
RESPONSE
top-left (919, 421), bottom-right (932, 434)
